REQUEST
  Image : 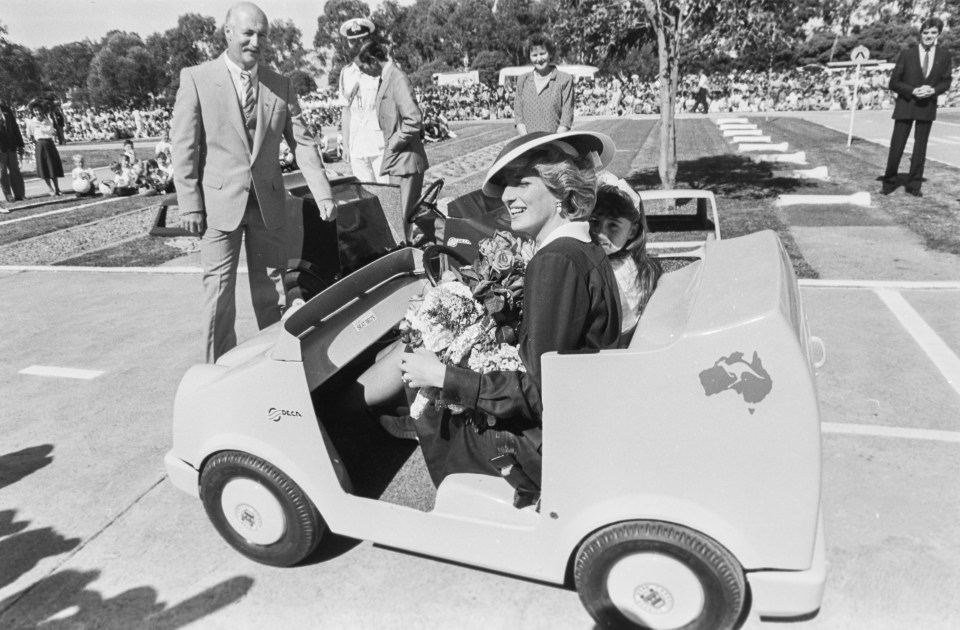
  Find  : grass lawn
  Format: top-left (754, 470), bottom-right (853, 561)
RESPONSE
top-left (9, 116), bottom-right (958, 274)
top-left (0, 194), bottom-right (163, 247)
top-left (57, 235), bottom-right (187, 267)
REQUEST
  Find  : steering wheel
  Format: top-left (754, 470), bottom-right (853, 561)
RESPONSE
top-left (421, 244), bottom-right (471, 286)
top-left (406, 179), bottom-right (445, 224)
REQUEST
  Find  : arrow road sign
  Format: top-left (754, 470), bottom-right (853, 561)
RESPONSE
top-left (851, 46), bottom-right (870, 63)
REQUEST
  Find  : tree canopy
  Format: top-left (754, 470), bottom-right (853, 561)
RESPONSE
top-left (0, 1), bottom-right (957, 110)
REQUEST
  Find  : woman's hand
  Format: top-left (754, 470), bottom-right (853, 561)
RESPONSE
top-left (400, 348), bottom-right (446, 389)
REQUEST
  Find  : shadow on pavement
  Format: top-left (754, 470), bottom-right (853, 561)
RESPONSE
top-left (0, 569), bottom-right (254, 630)
top-left (0, 511), bottom-right (81, 591)
top-left (629, 154), bottom-right (818, 198)
top-left (0, 445), bottom-right (54, 491)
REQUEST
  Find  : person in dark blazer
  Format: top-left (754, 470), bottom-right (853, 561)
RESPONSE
top-left (0, 99), bottom-right (26, 208)
top-left (172, 2), bottom-right (335, 362)
top-left (355, 41), bottom-right (428, 226)
top-left (882, 17), bottom-right (953, 197)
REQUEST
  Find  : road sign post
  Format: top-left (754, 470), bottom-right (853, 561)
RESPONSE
top-left (846, 46), bottom-right (870, 147)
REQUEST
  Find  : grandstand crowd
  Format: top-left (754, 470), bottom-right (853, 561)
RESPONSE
top-left (11, 65), bottom-right (960, 146)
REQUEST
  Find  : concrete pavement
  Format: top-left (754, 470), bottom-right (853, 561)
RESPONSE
top-left (1, 270), bottom-right (959, 629)
top-left (2, 114), bottom-right (960, 629)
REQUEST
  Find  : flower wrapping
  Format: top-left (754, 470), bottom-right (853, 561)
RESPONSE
top-left (403, 231), bottom-right (533, 419)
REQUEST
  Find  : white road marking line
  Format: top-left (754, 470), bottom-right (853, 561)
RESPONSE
top-left (19, 365), bottom-right (105, 379)
top-left (822, 422), bottom-right (960, 443)
top-left (0, 265), bottom-right (214, 274)
top-left (0, 196), bottom-right (126, 226)
top-left (800, 279), bottom-right (960, 290)
top-left (875, 288), bottom-right (960, 398)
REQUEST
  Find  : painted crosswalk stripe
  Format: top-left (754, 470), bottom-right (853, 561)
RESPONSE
top-left (822, 422), bottom-right (960, 443)
top-left (19, 365), bottom-right (104, 379)
top-left (875, 288), bottom-right (960, 399)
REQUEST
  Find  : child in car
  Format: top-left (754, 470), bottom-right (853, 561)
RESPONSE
top-left (590, 175), bottom-right (662, 338)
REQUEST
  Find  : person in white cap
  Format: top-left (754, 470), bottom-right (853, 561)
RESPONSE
top-left (337, 17), bottom-right (388, 183)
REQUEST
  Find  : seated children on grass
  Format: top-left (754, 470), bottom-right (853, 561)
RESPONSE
top-left (590, 176), bottom-right (662, 338)
top-left (70, 155), bottom-right (99, 196)
top-left (105, 160), bottom-right (137, 196)
top-left (155, 151), bottom-right (174, 179)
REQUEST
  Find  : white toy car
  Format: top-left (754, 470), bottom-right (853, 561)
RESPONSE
top-left (165, 184), bottom-right (825, 630)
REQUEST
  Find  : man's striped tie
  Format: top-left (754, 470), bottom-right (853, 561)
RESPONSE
top-left (241, 71), bottom-right (256, 133)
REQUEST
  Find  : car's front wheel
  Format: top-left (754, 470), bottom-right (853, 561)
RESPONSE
top-left (574, 521), bottom-right (745, 630)
top-left (200, 451), bottom-right (325, 567)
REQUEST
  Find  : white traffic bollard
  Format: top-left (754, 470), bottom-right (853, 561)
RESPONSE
top-left (776, 192), bottom-right (871, 207)
top-left (790, 166), bottom-right (829, 180)
top-left (722, 128), bottom-right (762, 137)
top-left (739, 142), bottom-right (789, 152)
top-left (749, 151), bottom-right (807, 164)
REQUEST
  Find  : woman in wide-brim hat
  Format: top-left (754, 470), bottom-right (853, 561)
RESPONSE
top-left (400, 131), bottom-right (621, 505)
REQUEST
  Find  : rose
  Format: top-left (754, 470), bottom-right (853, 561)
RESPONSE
top-left (477, 238), bottom-right (497, 258)
top-left (490, 249), bottom-right (515, 272)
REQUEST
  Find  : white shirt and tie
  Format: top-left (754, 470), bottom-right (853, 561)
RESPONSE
top-left (921, 45), bottom-right (935, 79)
top-left (223, 54), bottom-right (258, 144)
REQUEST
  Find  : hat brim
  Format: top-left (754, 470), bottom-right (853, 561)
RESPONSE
top-left (339, 18), bottom-right (375, 38)
top-left (481, 131), bottom-right (616, 197)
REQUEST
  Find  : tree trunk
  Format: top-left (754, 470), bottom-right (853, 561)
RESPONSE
top-left (655, 26), bottom-right (678, 189)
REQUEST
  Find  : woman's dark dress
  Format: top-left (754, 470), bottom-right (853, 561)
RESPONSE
top-left (415, 234), bottom-right (621, 494)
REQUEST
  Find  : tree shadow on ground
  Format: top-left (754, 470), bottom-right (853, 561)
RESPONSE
top-left (628, 154), bottom-right (819, 198)
top-left (0, 569), bottom-right (253, 630)
top-left (0, 445), bottom-right (54, 491)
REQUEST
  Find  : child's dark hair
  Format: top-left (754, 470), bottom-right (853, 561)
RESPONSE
top-left (593, 185), bottom-right (662, 316)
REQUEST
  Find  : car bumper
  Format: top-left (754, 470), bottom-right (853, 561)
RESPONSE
top-left (164, 450), bottom-right (200, 498)
top-left (746, 510), bottom-right (826, 618)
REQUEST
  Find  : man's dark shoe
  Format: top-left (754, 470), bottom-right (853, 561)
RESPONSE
top-left (906, 189), bottom-right (923, 198)
top-left (880, 183), bottom-right (896, 195)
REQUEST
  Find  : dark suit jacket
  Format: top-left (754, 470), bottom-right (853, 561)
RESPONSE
top-left (0, 104), bottom-right (25, 153)
top-left (375, 61), bottom-right (428, 176)
top-left (171, 56), bottom-right (332, 232)
top-left (889, 44), bottom-right (954, 121)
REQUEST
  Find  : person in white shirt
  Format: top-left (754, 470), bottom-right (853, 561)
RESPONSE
top-left (155, 130), bottom-right (172, 157)
top-left (337, 17), bottom-right (387, 183)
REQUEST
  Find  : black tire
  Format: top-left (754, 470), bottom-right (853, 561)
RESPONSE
top-left (574, 521), bottom-right (745, 630)
top-left (199, 451), bottom-right (325, 567)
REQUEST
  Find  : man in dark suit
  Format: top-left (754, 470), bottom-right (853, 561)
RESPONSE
top-left (882, 17), bottom-right (953, 197)
top-left (355, 42), bottom-right (428, 226)
top-left (0, 98), bottom-right (26, 209)
top-left (172, 2), bottom-right (335, 362)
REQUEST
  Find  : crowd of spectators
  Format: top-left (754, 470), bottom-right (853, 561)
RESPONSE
top-left (10, 64), bottom-right (959, 155)
top-left (62, 106), bottom-right (173, 142)
top-left (286, 64), bottom-right (960, 127)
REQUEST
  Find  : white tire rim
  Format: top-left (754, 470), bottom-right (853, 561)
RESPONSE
top-left (606, 552), bottom-right (705, 630)
top-left (220, 478), bottom-right (287, 546)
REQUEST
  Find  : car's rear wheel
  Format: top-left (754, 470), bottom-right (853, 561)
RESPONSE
top-left (574, 521), bottom-right (745, 630)
top-left (200, 451), bottom-right (325, 567)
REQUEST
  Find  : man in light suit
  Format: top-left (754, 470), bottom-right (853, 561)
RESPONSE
top-left (881, 17), bottom-right (953, 197)
top-left (172, 2), bottom-right (335, 362)
top-left (355, 42), bottom-right (428, 225)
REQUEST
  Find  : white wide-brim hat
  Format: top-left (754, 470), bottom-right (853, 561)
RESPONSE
top-left (339, 18), bottom-right (375, 39)
top-left (481, 130), bottom-right (616, 197)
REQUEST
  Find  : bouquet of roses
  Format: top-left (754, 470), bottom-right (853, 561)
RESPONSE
top-left (401, 231), bottom-right (535, 419)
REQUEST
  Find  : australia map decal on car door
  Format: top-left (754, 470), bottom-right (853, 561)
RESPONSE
top-left (699, 351), bottom-right (773, 414)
